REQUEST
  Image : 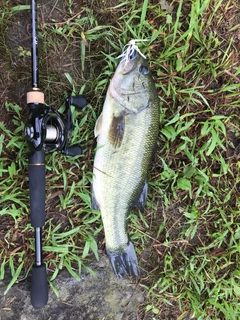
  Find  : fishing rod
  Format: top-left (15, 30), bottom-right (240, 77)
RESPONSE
top-left (24, 0), bottom-right (87, 308)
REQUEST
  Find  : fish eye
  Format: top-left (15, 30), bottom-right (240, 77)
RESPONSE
top-left (139, 65), bottom-right (149, 75)
top-left (129, 49), bottom-right (136, 60)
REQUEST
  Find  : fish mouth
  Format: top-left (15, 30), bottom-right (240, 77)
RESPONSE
top-left (120, 55), bottom-right (140, 75)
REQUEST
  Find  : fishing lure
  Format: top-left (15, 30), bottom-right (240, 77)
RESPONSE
top-left (117, 39), bottom-right (148, 65)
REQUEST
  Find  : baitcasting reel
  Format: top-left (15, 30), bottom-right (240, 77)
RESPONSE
top-left (24, 91), bottom-right (87, 156)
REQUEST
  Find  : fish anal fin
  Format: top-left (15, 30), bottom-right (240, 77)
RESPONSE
top-left (131, 181), bottom-right (148, 212)
top-left (107, 242), bottom-right (140, 278)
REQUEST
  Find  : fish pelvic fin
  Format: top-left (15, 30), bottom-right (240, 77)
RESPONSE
top-left (94, 112), bottom-right (103, 138)
top-left (91, 187), bottom-right (100, 210)
top-left (106, 242), bottom-right (140, 278)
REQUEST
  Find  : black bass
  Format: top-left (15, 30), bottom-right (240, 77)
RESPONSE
top-left (92, 40), bottom-right (159, 277)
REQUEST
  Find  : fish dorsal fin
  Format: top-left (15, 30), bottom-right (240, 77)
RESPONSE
top-left (94, 113), bottom-right (103, 138)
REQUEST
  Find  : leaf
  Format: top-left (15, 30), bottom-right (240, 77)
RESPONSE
top-left (65, 260), bottom-right (81, 281)
top-left (49, 281), bottom-right (60, 298)
top-left (11, 5), bottom-right (30, 12)
top-left (77, 192), bottom-right (91, 207)
top-left (140, 0), bottom-right (148, 26)
top-left (234, 228), bottom-right (240, 240)
top-left (0, 134), bottom-right (4, 156)
top-left (166, 14), bottom-right (172, 24)
top-left (0, 258), bottom-right (6, 280)
top-left (184, 165), bottom-right (196, 178)
top-left (4, 262), bottom-right (24, 295)
top-left (167, 113), bottom-right (180, 125)
top-left (82, 241), bottom-right (90, 259)
top-left (42, 246), bottom-right (69, 253)
top-left (234, 284), bottom-right (240, 296)
top-left (176, 57), bottom-right (182, 71)
top-left (89, 238), bottom-right (99, 260)
top-left (161, 125), bottom-right (176, 141)
top-left (206, 129), bottom-right (217, 156)
top-left (177, 178), bottom-right (192, 190)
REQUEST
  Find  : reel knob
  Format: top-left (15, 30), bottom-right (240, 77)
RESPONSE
top-left (66, 95), bottom-right (87, 110)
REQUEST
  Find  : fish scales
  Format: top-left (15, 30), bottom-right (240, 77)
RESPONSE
top-left (96, 108), bottom-right (154, 246)
top-left (92, 43), bottom-right (159, 277)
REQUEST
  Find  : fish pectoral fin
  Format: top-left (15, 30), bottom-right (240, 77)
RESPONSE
top-left (94, 113), bottom-right (103, 138)
top-left (131, 180), bottom-right (148, 212)
top-left (109, 111), bottom-right (125, 148)
top-left (106, 242), bottom-right (140, 278)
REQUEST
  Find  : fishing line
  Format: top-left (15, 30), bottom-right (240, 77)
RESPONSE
top-left (40, 0), bottom-right (52, 117)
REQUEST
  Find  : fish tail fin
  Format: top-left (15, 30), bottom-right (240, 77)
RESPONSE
top-left (106, 242), bottom-right (140, 278)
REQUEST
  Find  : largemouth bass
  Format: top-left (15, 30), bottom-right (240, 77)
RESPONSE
top-left (92, 41), bottom-right (159, 277)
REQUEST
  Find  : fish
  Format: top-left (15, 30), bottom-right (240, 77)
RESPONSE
top-left (91, 40), bottom-right (159, 277)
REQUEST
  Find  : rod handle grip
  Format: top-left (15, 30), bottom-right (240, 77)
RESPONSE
top-left (28, 151), bottom-right (45, 227)
top-left (31, 264), bottom-right (48, 308)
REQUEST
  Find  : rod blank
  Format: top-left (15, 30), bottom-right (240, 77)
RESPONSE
top-left (31, 0), bottom-right (39, 88)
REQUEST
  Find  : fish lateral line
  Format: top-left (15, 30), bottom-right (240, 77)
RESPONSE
top-left (93, 166), bottom-right (114, 178)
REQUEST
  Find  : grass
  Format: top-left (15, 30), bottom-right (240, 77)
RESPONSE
top-left (0, 0), bottom-right (240, 318)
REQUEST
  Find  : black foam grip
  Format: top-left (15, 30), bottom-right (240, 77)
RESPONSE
top-left (28, 151), bottom-right (46, 227)
top-left (31, 264), bottom-right (48, 308)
